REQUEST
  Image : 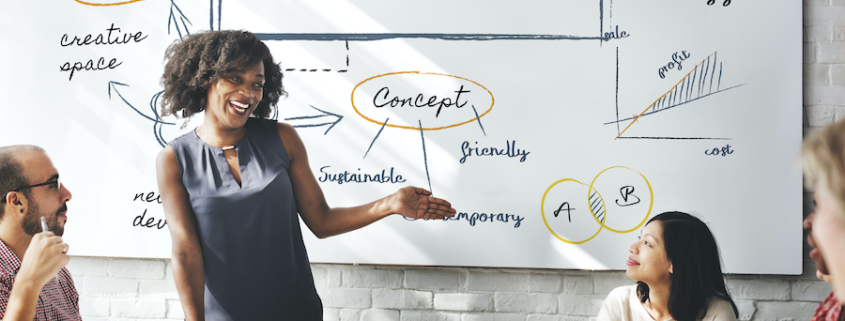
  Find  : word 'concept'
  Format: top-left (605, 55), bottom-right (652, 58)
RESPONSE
top-left (373, 85), bottom-right (471, 118)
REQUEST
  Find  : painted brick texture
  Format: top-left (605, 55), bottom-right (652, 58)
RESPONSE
top-left (66, 261), bottom-right (831, 320)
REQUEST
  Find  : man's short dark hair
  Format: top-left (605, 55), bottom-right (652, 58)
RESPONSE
top-left (0, 145), bottom-right (43, 219)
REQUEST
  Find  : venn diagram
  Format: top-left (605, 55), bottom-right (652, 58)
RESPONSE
top-left (541, 166), bottom-right (653, 245)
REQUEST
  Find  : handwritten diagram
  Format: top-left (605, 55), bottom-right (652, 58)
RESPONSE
top-left (541, 167), bottom-right (653, 245)
top-left (23, 0), bottom-right (802, 272)
top-left (111, 0), bottom-right (646, 229)
top-left (109, 0), bottom-right (627, 196)
top-left (109, 0), bottom-right (627, 142)
top-left (606, 50), bottom-right (745, 140)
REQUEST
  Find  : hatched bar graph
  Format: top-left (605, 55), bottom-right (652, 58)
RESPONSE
top-left (605, 52), bottom-right (745, 140)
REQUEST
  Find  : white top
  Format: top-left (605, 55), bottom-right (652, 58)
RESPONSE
top-left (597, 285), bottom-right (737, 321)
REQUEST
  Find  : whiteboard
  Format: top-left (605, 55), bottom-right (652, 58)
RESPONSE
top-left (0, 0), bottom-right (803, 274)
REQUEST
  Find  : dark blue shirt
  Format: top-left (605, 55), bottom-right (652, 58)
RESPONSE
top-left (169, 118), bottom-right (322, 320)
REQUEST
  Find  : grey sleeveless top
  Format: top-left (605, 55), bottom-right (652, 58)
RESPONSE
top-left (169, 118), bottom-right (322, 320)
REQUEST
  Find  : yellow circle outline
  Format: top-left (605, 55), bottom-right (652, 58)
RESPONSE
top-left (74, 0), bottom-right (144, 6)
top-left (541, 178), bottom-right (604, 245)
top-left (588, 166), bottom-right (654, 234)
top-left (350, 71), bottom-right (495, 131)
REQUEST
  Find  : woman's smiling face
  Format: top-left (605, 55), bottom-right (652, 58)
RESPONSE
top-left (204, 60), bottom-right (265, 129)
top-left (626, 220), bottom-right (673, 284)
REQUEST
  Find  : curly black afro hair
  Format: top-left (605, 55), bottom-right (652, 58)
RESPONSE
top-left (160, 30), bottom-right (286, 119)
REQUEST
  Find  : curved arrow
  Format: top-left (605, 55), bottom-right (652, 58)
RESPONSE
top-left (284, 105), bottom-right (343, 135)
top-left (108, 81), bottom-right (175, 126)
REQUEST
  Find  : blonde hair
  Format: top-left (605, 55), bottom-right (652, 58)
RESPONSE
top-left (803, 119), bottom-right (845, 218)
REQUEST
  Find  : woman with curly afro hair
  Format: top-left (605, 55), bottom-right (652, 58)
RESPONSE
top-left (155, 30), bottom-right (456, 321)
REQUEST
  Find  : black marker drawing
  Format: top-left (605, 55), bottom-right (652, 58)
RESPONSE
top-left (167, 0), bottom-right (192, 39)
top-left (254, 0), bottom-right (622, 72)
top-left (363, 118), bottom-right (389, 159)
top-left (707, 0), bottom-right (731, 7)
top-left (108, 81), bottom-right (173, 146)
top-left (112, 0), bottom-right (617, 212)
top-left (606, 52), bottom-right (745, 140)
top-left (590, 191), bottom-right (605, 223)
top-left (419, 120), bottom-right (433, 194)
top-left (616, 185), bottom-right (641, 207)
top-left (284, 40), bottom-right (349, 73)
top-left (282, 105), bottom-right (343, 135)
top-left (554, 202), bottom-right (576, 222)
top-left (167, 0), bottom-right (220, 39)
top-left (472, 105), bottom-right (487, 137)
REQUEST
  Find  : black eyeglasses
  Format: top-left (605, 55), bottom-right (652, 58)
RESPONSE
top-left (13, 176), bottom-right (61, 192)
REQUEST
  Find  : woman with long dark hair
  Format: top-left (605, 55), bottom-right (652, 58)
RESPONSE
top-left (598, 211), bottom-right (738, 321)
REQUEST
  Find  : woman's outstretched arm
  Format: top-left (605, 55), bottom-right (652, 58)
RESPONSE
top-left (278, 122), bottom-right (456, 238)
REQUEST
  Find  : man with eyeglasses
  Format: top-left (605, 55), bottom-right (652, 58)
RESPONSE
top-left (0, 145), bottom-right (79, 320)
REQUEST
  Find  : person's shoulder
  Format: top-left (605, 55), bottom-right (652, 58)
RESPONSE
top-left (168, 129), bottom-right (196, 145)
top-left (58, 267), bottom-right (78, 289)
top-left (269, 120), bottom-right (300, 144)
top-left (162, 130), bottom-right (198, 158)
top-left (706, 295), bottom-right (735, 310)
top-left (247, 117), bottom-right (284, 131)
top-left (0, 241), bottom-right (18, 274)
top-left (248, 118), bottom-right (295, 139)
top-left (598, 285), bottom-right (638, 321)
top-left (269, 119), bottom-right (295, 133)
top-left (703, 295), bottom-right (738, 321)
top-left (0, 241), bottom-right (19, 288)
top-left (156, 145), bottom-right (177, 169)
top-left (607, 284), bottom-right (637, 299)
top-left (602, 284), bottom-right (638, 307)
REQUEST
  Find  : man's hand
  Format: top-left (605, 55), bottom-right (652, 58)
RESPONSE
top-left (0, 232), bottom-right (69, 321)
top-left (17, 232), bottom-right (68, 289)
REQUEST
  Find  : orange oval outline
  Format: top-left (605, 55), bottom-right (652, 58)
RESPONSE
top-left (351, 71), bottom-right (495, 131)
top-left (74, 0), bottom-right (144, 6)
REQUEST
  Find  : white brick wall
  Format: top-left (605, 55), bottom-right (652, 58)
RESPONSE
top-left (60, 1), bottom-right (841, 320)
top-left (64, 259), bottom-right (833, 321)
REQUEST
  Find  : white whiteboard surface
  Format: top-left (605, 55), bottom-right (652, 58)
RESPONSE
top-left (0, 0), bottom-right (802, 274)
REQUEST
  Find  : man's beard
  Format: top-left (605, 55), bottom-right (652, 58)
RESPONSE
top-left (21, 199), bottom-right (64, 237)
